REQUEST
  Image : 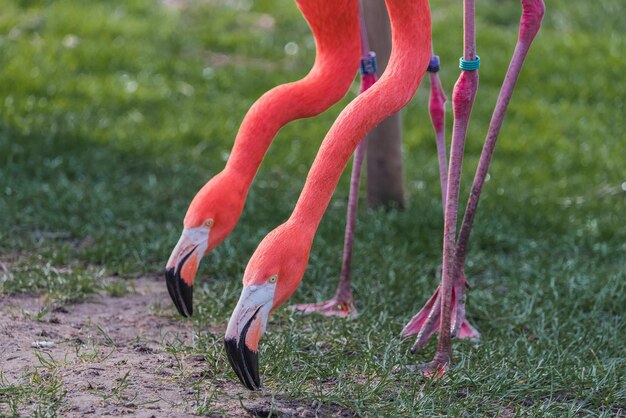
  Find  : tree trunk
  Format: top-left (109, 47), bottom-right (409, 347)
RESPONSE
top-left (362, 0), bottom-right (405, 209)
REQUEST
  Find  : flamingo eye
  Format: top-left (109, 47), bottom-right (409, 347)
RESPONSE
top-left (268, 275), bottom-right (278, 284)
top-left (204, 219), bottom-right (214, 228)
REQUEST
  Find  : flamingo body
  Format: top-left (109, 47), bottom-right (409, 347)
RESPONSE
top-left (225, 0), bottom-right (432, 389)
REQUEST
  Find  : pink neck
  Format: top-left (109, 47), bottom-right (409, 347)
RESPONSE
top-left (224, 0), bottom-right (360, 188)
top-left (289, 0), bottom-right (432, 236)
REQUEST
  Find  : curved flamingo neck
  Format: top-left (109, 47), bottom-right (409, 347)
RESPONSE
top-left (224, 0), bottom-right (360, 187)
top-left (288, 0), bottom-right (431, 236)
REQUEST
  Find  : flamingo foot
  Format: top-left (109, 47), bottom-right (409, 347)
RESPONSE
top-left (401, 272), bottom-right (480, 352)
top-left (417, 357), bottom-right (450, 379)
top-left (290, 297), bottom-right (357, 319)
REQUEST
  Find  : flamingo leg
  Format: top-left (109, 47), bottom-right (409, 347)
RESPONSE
top-left (454, 0), bottom-right (545, 281)
top-left (404, 0), bottom-right (545, 376)
top-left (427, 54), bottom-right (449, 208)
top-left (430, 0), bottom-right (480, 372)
top-left (403, 0), bottom-right (480, 376)
top-left (431, 69), bottom-right (478, 370)
top-left (402, 50), bottom-right (481, 345)
top-left (402, 270), bottom-right (480, 351)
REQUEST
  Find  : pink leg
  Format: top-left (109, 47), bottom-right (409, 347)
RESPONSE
top-left (405, 0), bottom-right (545, 377)
top-left (427, 54), bottom-right (449, 208)
top-left (430, 68), bottom-right (478, 371)
top-left (403, 51), bottom-right (480, 346)
top-left (291, 13), bottom-right (378, 318)
top-left (454, 0), bottom-right (545, 274)
top-left (402, 271), bottom-right (480, 350)
top-left (448, 0), bottom-right (544, 350)
top-left (412, 0), bottom-right (480, 375)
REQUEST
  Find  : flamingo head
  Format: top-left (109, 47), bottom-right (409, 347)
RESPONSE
top-left (165, 172), bottom-right (245, 317)
top-left (224, 222), bottom-right (311, 390)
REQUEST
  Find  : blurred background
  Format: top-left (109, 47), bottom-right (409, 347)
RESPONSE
top-left (0, 0), bottom-right (624, 415)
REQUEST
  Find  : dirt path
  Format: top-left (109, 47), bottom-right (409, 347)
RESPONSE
top-left (0, 275), bottom-right (355, 417)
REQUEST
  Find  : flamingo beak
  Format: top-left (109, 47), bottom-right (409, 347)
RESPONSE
top-left (224, 285), bottom-right (274, 390)
top-left (165, 226), bottom-right (210, 317)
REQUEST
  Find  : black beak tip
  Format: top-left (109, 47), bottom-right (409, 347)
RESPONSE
top-left (165, 267), bottom-right (193, 317)
top-left (224, 338), bottom-right (261, 391)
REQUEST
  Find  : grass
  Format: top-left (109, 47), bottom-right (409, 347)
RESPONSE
top-left (0, 369), bottom-right (66, 417)
top-left (0, 257), bottom-right (131, 304)
top-left (1, 0), bottom-right (625, 416)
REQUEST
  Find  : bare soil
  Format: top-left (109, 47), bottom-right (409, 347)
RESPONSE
top-left (0, 275), bottom-right (356, 417)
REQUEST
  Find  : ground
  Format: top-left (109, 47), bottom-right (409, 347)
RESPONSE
top-left (1, 274), bottom-right (354, 417)
top-left (0, 0), bottom-right (625, 416)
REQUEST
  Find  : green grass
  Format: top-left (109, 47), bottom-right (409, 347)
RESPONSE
top-left (1, 0), bottom-right (625, 416)
top-left (0, 368), bottom-right (66, 417)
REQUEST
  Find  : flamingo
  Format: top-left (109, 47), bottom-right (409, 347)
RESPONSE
top-left (224, 0), bottom-right (432, 390)
top-left (164, 0), bottom-right (361, 317)
top-left (225, 0), bottom-right (545, 386)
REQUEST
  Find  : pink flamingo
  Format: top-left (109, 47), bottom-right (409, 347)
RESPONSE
top-left (225, 0), bottom-right (545, 386)
top-left (224, 0), bottom-right (432, 389)
top-left (164, 0), bottom-right (361, 317)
